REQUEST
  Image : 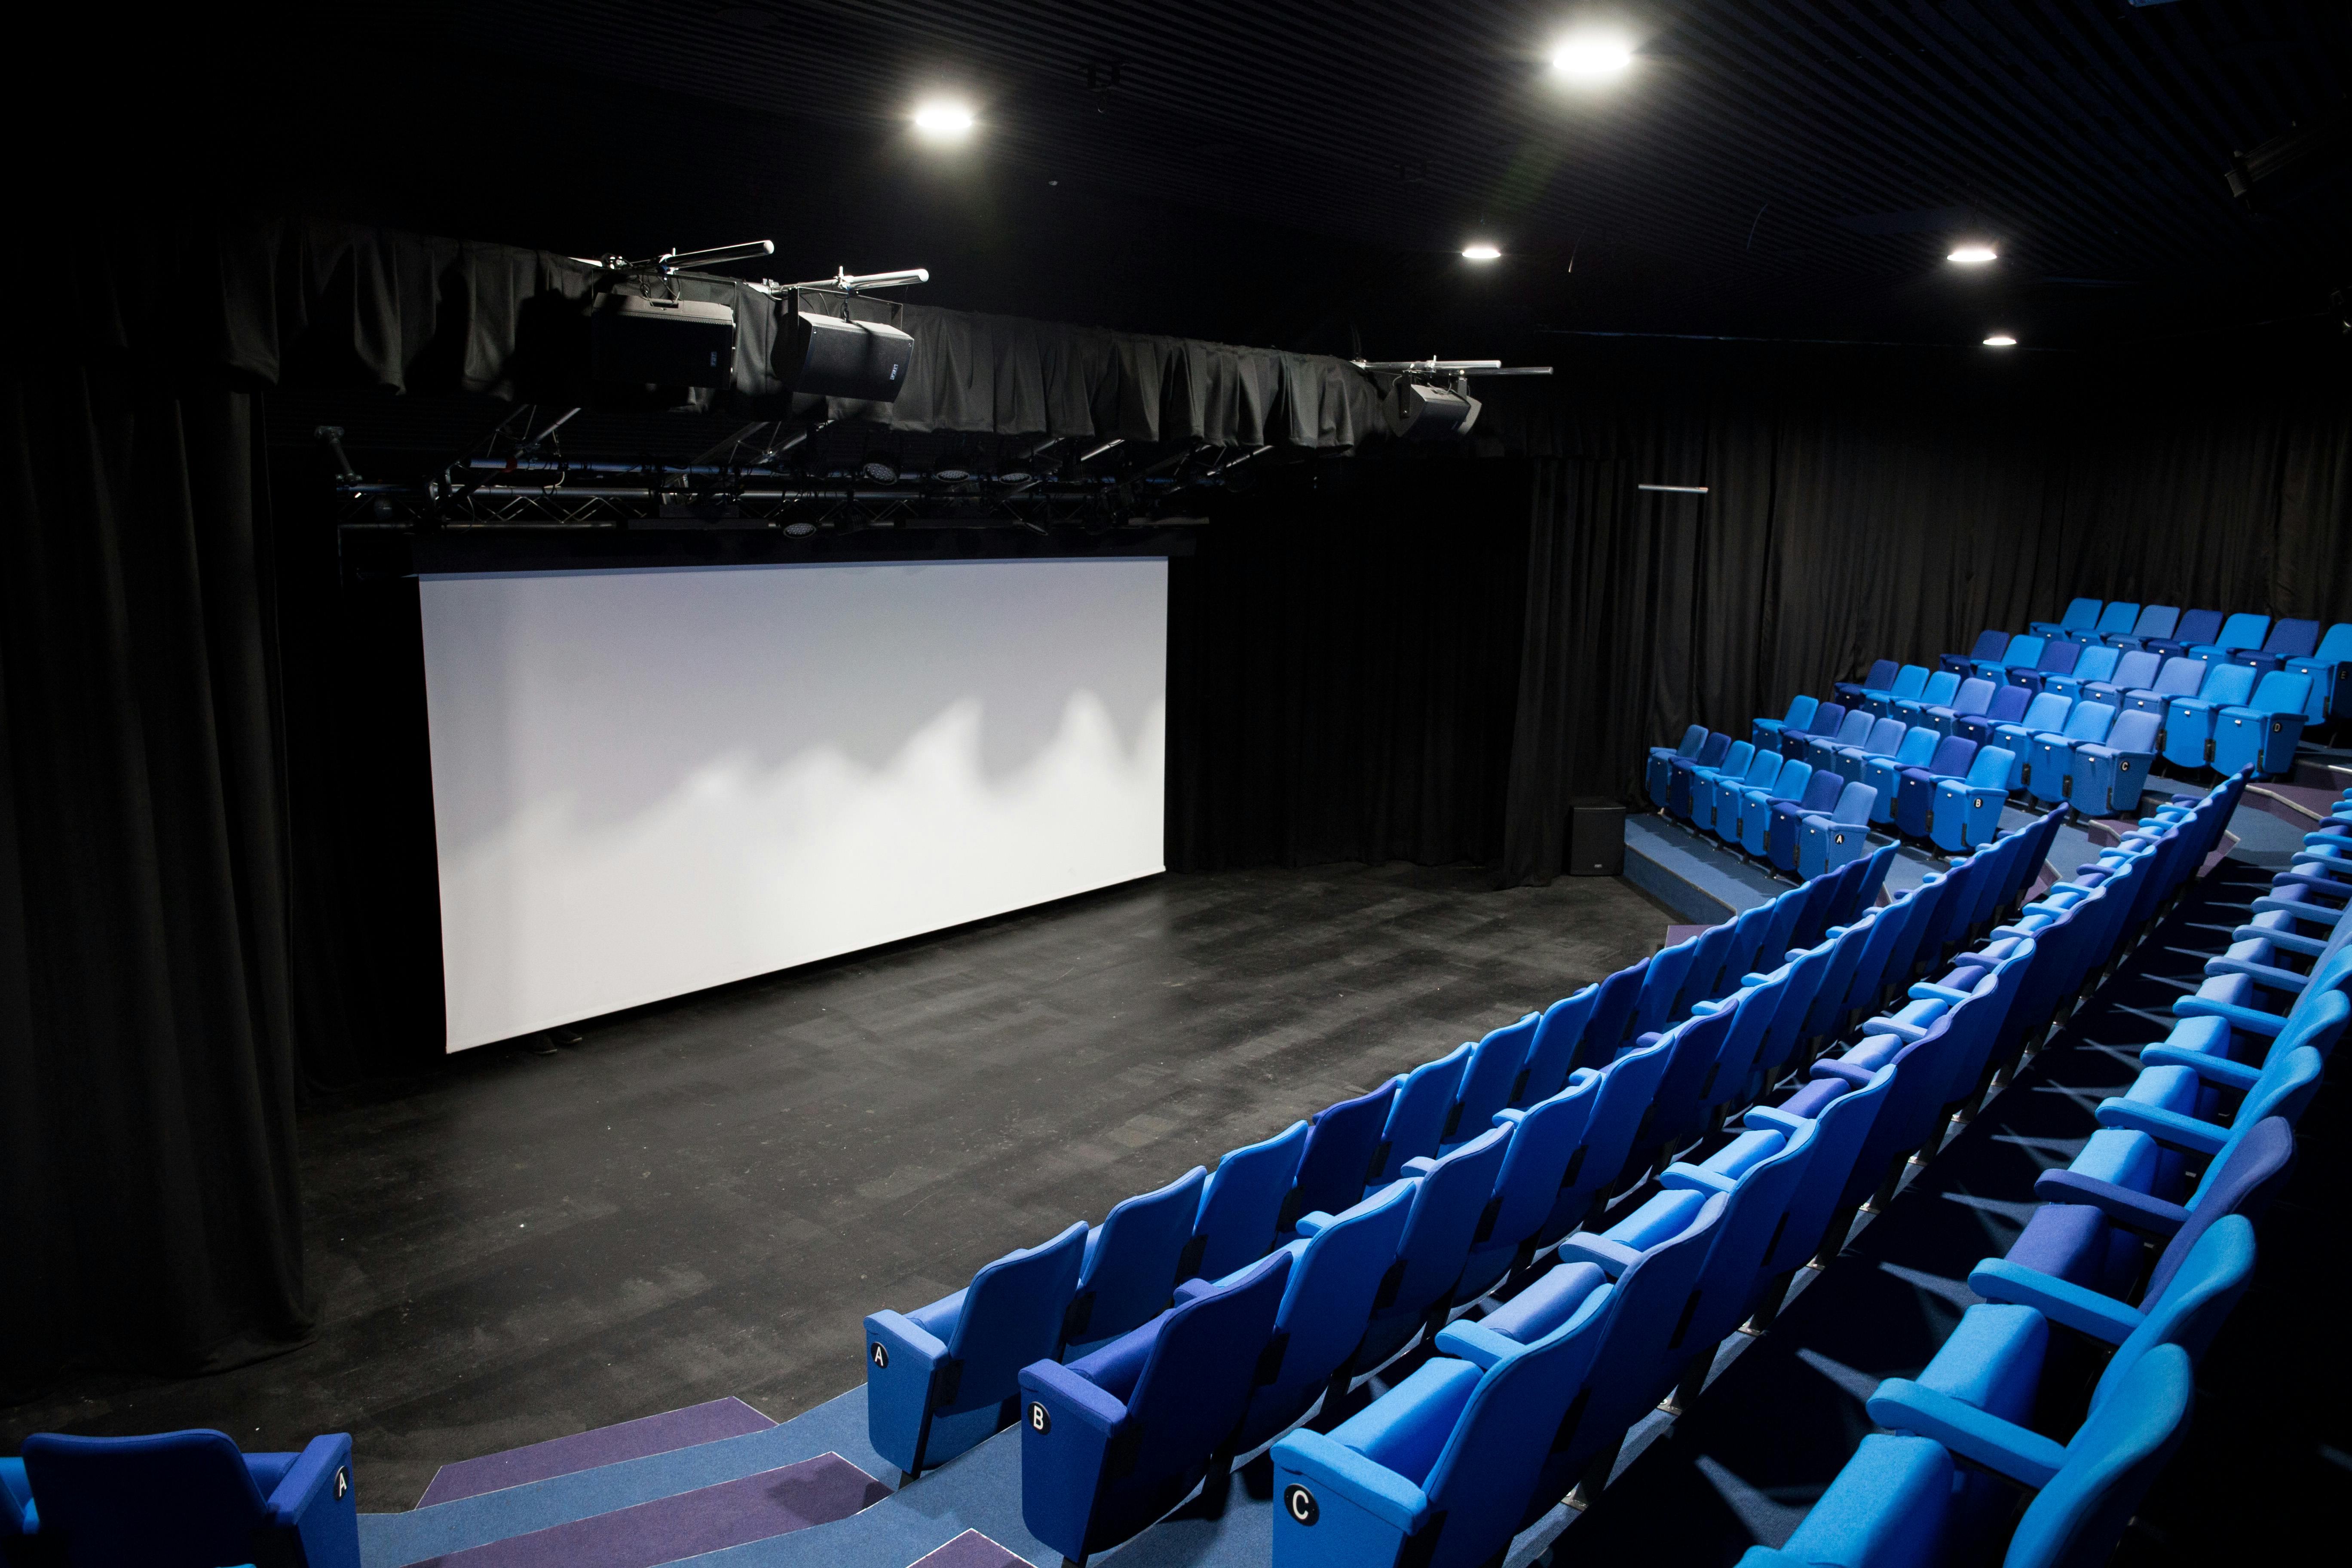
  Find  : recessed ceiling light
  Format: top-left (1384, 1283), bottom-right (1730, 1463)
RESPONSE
top-left (1551, 35), bottom-right (1635, 80)
top-left (1983, 334), bottom-right (2018, 348)
top-left (1949, 244), bottom-right (1999, 265)
top-left (913, 101), bottom-right (975, 141)
top-left (1462, 242), bottom-right (1502, 261)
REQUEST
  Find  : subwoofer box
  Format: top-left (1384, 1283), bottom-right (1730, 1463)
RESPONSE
top-left (1567, 797), bottom-right (1626, 877)
top-left (786, 309), bottom-right (914, 402)
top-left (591, 293), bottom-right (738, 387)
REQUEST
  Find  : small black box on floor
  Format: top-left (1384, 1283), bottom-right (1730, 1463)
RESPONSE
top-left (1567, 797), bottom-right (1626, 877)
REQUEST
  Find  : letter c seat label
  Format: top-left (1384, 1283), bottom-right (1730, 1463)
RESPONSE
top-left (1284, 1483), bottom-right (1318, 1525)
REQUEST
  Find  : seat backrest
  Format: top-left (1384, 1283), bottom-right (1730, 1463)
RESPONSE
top-left (1119, 1249), bottom-right (1292, 1493)
top-left (2034, 641), bottom-right (2082, 677)
top-left (1695, 731), bottom-right (1733, 768)
top-left (2311, 622), bottom-right (2352, 663)
top-left (2150, 656), bottom-right (2205, 697)
top-left (1892, 728), bottom-right (1939, 768)
top-left (1999, 634), bottom-right (2045, 668)
top-left (2091, 601), bottom-right (2140, 637)
top-left (2018, 692), bottom-right (2071, 732)
top-left (1714, 739), bottom-right (1755, 778)
top-left (2071, 645), bottom-right (2120, 684)
top-left (1390, 1125), bottom-right (1513, 1312)
top-left (2104, 710), bottom-right (2161, 754)
top-left (1752, 937), bottom-right (1838, 1082)
top-left (2130, 604), bottom-right (2178, 639)
top-left (1635, 935), bottom-right (1704, 1037)
top-left (2230, 1043), bottom-right (2326, 1133)
top-left (1984, 684), bottom-right (2032, 725)
top-left (1780, 694), bottom-right (1820, 729)
top-left (2105, 650), bottom-right (2161, 690)
top-left (2173, 607), bottom-right (2224, 643)
top-left (1722, 900), bottom-right (1779, 982)
top-left (1964, 746), bottom-right (2013, 788)
top-left (1076, 1165), bottom-right (1210, 1346)
top-left (1269, 1180), bottom-right (1416, 1386)
top-left (1861, 716), bottom-right (1905, 756)
top-left (1756, 1064), bottom-right (1896, 1277)
top-left (1742, 749), bottom-right (1783, 788)
top-left (1576, 961), bottom-right (1649, 1073)
top-left (1562, 1191), bottom-right (1730, 1437)
top-left (1770, 759), bottom-right (1815, 802)
top-left (1800, 769), bottom-right (1845, 813)
top-left (2210, 611), bottom-right (2269, 651)
top-left (1917, 669), bottom-right (1961, 708)
top-left (1288, 1082), bottom-right (1399, 1223)
top-left (1948, 677), bottom-right (1996, 717)
top-left (2150, 1118), bottom-right (2293, 1299)
top-left (1967, 628), bottom-right (2006, 658)
top-left (2264, 617), bottom-right (2318, 657)
top-left (2061, 701), bottom-right (2116, 742)
top-left (950, 1221), bottom-right (1091, 1384)
top-left (1832, 781), bottom-right (1876, 826)
top-left (2249, 670), bottom-right (2311, 715)
top-left (2003, 1344), bottom-right (2192, 1568)
top-left (1858, 658), bottom-right (1898, 690)
top-left (1831, 708), bottom-right (1873, 747)
top-left (1671, 723), bottom-right (1706, 758)
top-left (2096, 1216), bottom-right (2252, 1407)
top-left (1674, 923), bottom-right (1738, 1016)
top-left (1517, 985), bottom-right (1596, 1107)
top-left (1485, 1072), bottom-right (1604, 1251)
top-left (1926, 734), bottom-right (1978, 776)
top-left (1890, 664), bottom-right (1929, 701)
top-left (1455, 1014), bottom-right (1540, 1137)
top-left (1378, 1042), bottom-right (1474, 1178)
top-left (21, 1431), bottom-right (269, 1568)
top-left (1681, 1119), bottom-right (1820, 1348)
top-left (1806, 702), bottom-right (1848, 738)
top-left (1565, 1032), bottom-right (1677, 1208)
top-left (2055, 597), bottom-right (2101, 631)
top-left (1192, 1122), bottom-right (1309, 1281)
top-left (2193, 662), bottom-right (2256, 706)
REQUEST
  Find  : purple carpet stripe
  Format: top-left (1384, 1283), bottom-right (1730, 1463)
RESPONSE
top-left (413, 1452), bottom-right (885, 1568)
top-left (1666, 924), bottom-right (1712, 944)
top-left (908, 1530), bottom-right (1034, 1568)
top-left (418, 1397), bottom-right (776, 1507)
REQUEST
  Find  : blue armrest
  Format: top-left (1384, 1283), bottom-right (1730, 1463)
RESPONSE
top-left (2170, 995), bottom-right (2287, 1036)
top-left (1274, 1429), bottom-right (1432, 1533)
top-left (1433, 1319), bottom-right (1527, 1371)
top-left (1400, 1156), bottom-right (1439, 1179)
top-left (2137, 1043), bottom-right (2260, 1091)
top-left (1742, 1105), bottom-right (1813, 1138)
top-left (2029, 1170), bottom-right (2190, 1237)
top-left (2236, 923), bottom-right (2330, 956)
top-left (1292, 1210), bottom-right (1340, 1238)
top-left (1173, 1277), bottom-right (1219, 1307)
top-left (2092, 1098), bottom-right (2227, 1155)
top-left (1023, 1358), bottom-right (1131, 1437)
top-left (1965, 1259), bottom-right (2144, 1345)
top-left (1557, 1234), bottom-right (1644, 1277)
top-left (268, 1434), bottom-right (360, 1568)
top-left (1660, 1160), bottom-right (1740, 1196)
top-left (1810, 1059), bottom-right (1878, 1089)
top-left (1909, 982), bottom-right (1972, 1004)
top-left (1864, 1381), bottom-right (2067, 1489)
top-left (2251, 897), bottom-right (2346, 926)
top-left (2203, 956), bottom-right (2311, 992)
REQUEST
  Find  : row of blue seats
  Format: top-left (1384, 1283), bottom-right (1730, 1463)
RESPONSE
top-left (1743, 770), bottom-right (2340, 1568)
top-left (1960, 601), bottom-right (2350, 717)
top-left (1263, 791), bottom-right (2230, 1568)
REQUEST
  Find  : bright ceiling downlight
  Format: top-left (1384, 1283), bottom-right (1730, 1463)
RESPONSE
top-left (913, 101), bottom-right (975, 141)
top-left (1551, 35), bottom-right (1634, 80)
top-left (1983, 334), bottom-right (2018, 348)
top-left (1462, 242), bottom-right (1502, 261)
top-left (1948, 244), bottom-right (1999, 265)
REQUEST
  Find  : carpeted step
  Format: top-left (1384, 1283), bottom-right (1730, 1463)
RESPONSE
top-left (418, 1398), bottom-right (776, 1507)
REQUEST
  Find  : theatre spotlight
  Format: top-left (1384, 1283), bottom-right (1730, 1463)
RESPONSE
top-left (1948, 243), bottom-right (1999, 265)
top-left (782, 519), bottom-right (818, 536)
top-left (1551, 34), bottom-right (1634, 80)
top-left (861, 453), bottom-right (900, 483)
top-left (1983, 334), bottom-right (2018, 348)
top-left (914, 101), bottom-right (976, 141)
top-left (1462, 242), bottom-right (1502, 262)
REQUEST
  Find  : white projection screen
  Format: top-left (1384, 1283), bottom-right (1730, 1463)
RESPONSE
top-left (418, 558), bottom-right (1167, 1050)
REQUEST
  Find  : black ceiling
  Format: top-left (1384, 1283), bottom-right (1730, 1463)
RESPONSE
top-left (68, 2), bottom-right (2352, 355)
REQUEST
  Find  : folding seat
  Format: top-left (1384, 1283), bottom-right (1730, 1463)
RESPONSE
top-left (1769, 768), bottom-right (1847, 872)
top-left (1202, 1180), bottom-right (1416, 1476)
top-left (1718, 900), bottom-right (1783, 993)
top-left (1831, 716), bottom-right (1906, 787)
top-left (2021, 700), bottom-right (2113, 805)
top-left (2008, 636), bottom-right (2082, 694)
top-left (2211, 671), bottom-right (2313, 777)
top-left (2081, 648), bottom-right (2160, 709)
top-left (2186, 610), bottom-right (2270, 667)
top-left (1751, 693), bottom-right (1820, 751)
top-left (1336, 1125), bottom-right (1514, 1377)
top-left (1990, 691), bottom-right (2071, 788)
top-left (1695, 743), bottom-right (1771, 836)
top-left (2067, 709), bottom-right (2161, 818)
top-left (2085, 599), bottom-right (2143, 643)
top-left (1372, 1044), bottom-right (1473, 1183)
top-left (1453, 1071), bottom-right (1605, 1303)
top-left (2043, 641), bottom-right (2118, 700)
top-left (2286, 622), bottom-right (2352, 723)
top-left (2029, 597), bottom-right (2102, 640)
top-left (1645, 724), bottom-right (1707, 806)
top-left (1062, 1166), bottom-right (1211, 1357)
top-left (1735, 758), bottom-right (1810, 854)
top-left (1529, 1030), bottom-right (1678, 1250)
top-left (1632, 932), bottom-right (1706, 1039)
top-left (1739, 1064), bottom-right (1896, 1326)
top-left (1740, 933), bottom-right (1841, 1091)
top-left (1511, 985), bottom-right (1594, 1109)
top-left (1570, 959), bottom-right (1649, 1075)
top-left (1189, 1122), bottom-right (1309, 1284)
top-left (1893, 734), bottom-right (1978, 840)
top-left (1283, 1082), bottom-right (1397, 1234)
top-left (1802, 707), bottom-right (1874, 775)
top-left (2119, 654), bottom-right (2203, 721)
top-left (1271, 1255), bottom-right (1617, 1568)
top-left (1667, 921), bottom-right (1740, 1019)
top-left (2236, 616), bottom-right (2318, 675)
top-left (1857, 663), bottom-right (1928, 719)
top-left (1738, 1345), bottom-right (2193, 1568)
top-left (1019, 1249), bottom-right (1290, 1567)
top-left (867, 1222), bottom-right (1090, 1479)
top-left (2157, 659), bottom-right (2255, 770)
top-left (2141, 605), bottom-right (2222, 659)
top-left (1676, 738), bottom-right (1748, 824)
top-left (1971, 632), bottom-right (2044, 684)
top-left (2107, 603), bottom-right (2178, 649)
top-left (1779, 701), bottom-right (1847, 763)
top-left (1445, 1014), bottom-right (1538, 1151)
top-left (1954, 681), bottom-right (2030, 746)
top-left (1797, 781), bottom-right (1877, 879)
top-left (1928, 747), bottom-right (2014, 853)
top-left (1657, 1118), bottom-right (1821, 1411)
top-left (10, 1429), bottom-right (362, 1568)
top-left (1858, 728), bottom-right (1937, 826)
top-left (1923, 675), bottom-right (1996, 736)
top-left (1890, 668), bottom-right (1960, 728)
top-left (1632, 1002), bottom-right (1745, 1174)
top-left (1833, 658), bottom-right (1899, 705)
top-left (1665, 732), bottom-right (1733, 820)
top-left (1939, 628), bottom-right (2008, 675)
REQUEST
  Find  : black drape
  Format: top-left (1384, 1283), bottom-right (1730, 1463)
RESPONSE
top-left (0, 362), bottom-right (311, 1398)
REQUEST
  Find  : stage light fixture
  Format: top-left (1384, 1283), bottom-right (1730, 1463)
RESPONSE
top-left (782, 520), bottom-right (818, 536)
top-left (1948, 244), bottom-right (1999, 265)
top-left (1983, 334), bottom-right (2018, 348)
top-left (861, 454), bottom-right (900, 482)
top-left (913, 101), bottom-right (976, 141)
top-left (1551, 35), bottom-right (1633, 80)
top-left (1462, 242), bottom-right (1502, 261)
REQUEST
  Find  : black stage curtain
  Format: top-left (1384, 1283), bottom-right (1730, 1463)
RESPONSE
top-left (0, 361), bottom-right (312, 1398)
top-left (1167, 461), bottom-right (1530, 870)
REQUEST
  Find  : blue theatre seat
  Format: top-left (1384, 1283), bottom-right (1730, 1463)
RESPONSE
top-left (2012, 637), bottom-right (2083, 693)
top-left (1991, 692), bottom-right (2071, 788)
top-left (2211, 671), bottom-right (2311, 777)
top-left (1666, 732), bottom-right (1733, 820)
top-left (1657, 1118), bottom-right (1820, 1410)
top-left (2029, 597), bottom-right (2101, 640)
top-left (1454, 1071), bottom-right (1604, 1303)
top-left (1928, 746), bottom-right (2013, 853)
top-left (1751, 694), bottom-right (1820, 752)
top-left (1780, 702), bottom-right (1847, 763)
top-left (1019, 1250), bottom-right (1290, 1566)
top-left (1972, 633), bottom-right (2045, 685)
top-left (1940, 628), bottom-right (2007, 675)
top-left (14, 1429), bottom-right (361, 1568)
top-left (1769, 769), bottom-right (1846, 872)
top-left (2106, 602), bottom-right (2173, 648)
top-left (2043, 642), bottom-right (2118, 700)
top-left (1286, 1082), bottom-right (1399, 1229)
top-left (2081, 648), bottom-right (2160, 709)
top-left (1833, 716), bottom-right (1906, 786)
top-left (2187, 610), bottom-right (2270, 667)
top-left (2237, 616), bottom-right (2318, 675)
top-left (1924, 676), bottom-right (1996, 736)
top-left (1803, 709), bottom-right (1874, 775)
top-left (1859, 728), bottom-right (1937, 826)
top-left (1191, 1121), bottom-right (1309, 1284)
top-left (1893, 735), bottom-right (1978, 839)
top-left (868, 1221), bottom-right (1089, 1479)
top-left (1834, 658), bottom-right (1899, 706)
top-left (2020, 700), bottom-right (2110, 805)
top-left (1529, 1031), bottom-right (1678, 1252)
top-left (1646, 724), bottom-right (1707, 807)
top-left (1373, 1044), bottom-right (1473, 1183)
top-left (2286, 622), bottom-right (2352, 722)
top-left (2080, 600), bottom-right (2140, 643)
top-left (1858, 663), bottom-right (1928, 719)
top-left (2142, 606), bottom-right (2223, 660)
top-left (1891, 669), bottom-right (1960, 729)
top-left (1956, 681), bottom-right (2030, 745)
top-left (1798, 782), bottom-right (1877, 879)
top-left (1710, 748), bottom-right (1784, 839)
top-left (2067, 709), bottom-right (2160, 818)
top-left (1689, 741), bottom-right (1762, 834)
top-left (1739, 760), bottom-right (1814, 854)
top-left (1446, 1014), bottom-right (1538, 1148)
top-left (1063, 1166), bottom-right (1210, 1357)
top-left (2158, 660), bottom-right (2255, 770)
top-left (1513, 985), bottom-right (1596, 1109)
top-left (1740, 1065), bottom-right (1896, 1327)
top-left (1337, 1127), bottom-right (1513, 1378)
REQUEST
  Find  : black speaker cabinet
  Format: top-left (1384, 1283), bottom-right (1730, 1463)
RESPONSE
top-left (787, 309), bottom-right (915, 402)
top-left (591, 293), bottom-right (738, 387)
top-left (1385, 380), bottom-right (1483, 439)
top-left (1567, 797), bottom-right (1626, 877)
